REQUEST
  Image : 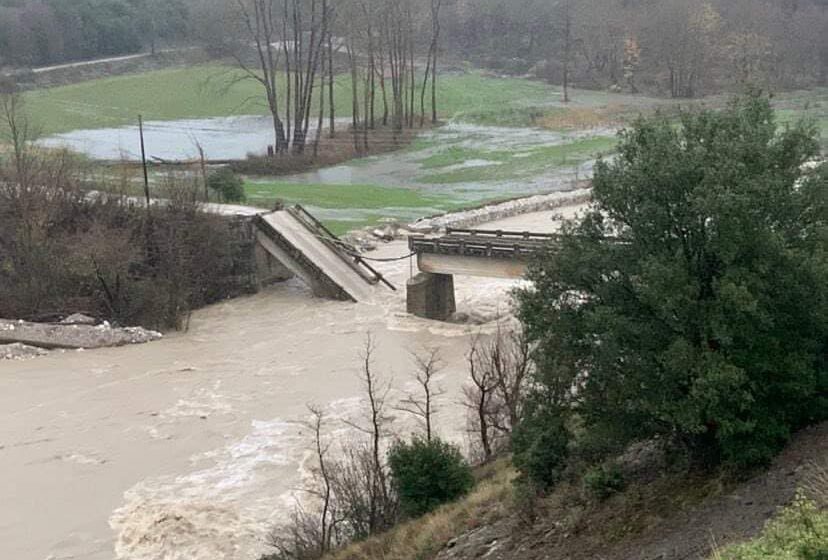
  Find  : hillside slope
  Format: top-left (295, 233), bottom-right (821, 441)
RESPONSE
top-left (438, 423), bottom-right (828, 560)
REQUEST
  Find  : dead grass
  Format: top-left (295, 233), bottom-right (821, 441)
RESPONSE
top-left (539, 107), bottom-right (619, 130)
top-left (324, 459), bottom-right (516, 560)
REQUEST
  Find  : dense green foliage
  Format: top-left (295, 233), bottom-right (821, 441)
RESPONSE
top-left (208, 168), bottom-right (246, 203)
top-left (517, 92), bottom-right (828, 470)
top-left (582, 465), bottom-right (626, 501)
top-left (388, 437), bottom-right (474, 518)
top-left (511, 405), bottom-right (570, 489)
top-left (715, 493), bottom-right (827, 559)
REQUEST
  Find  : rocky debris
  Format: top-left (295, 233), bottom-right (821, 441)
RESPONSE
top-left (0, 343), bottom-right (49, 361)
top-left (60, 313), bottom-right (98, 326)
top-left (338, 188), bottom-right (592, 253)
top-left (437, 524), bottom-right (514, 560)
top-left (0, 319), bottom-right (162, 351)
top-left (371, 225), bottom-right (396, 242)
top-left (411, 188), bottom-right (592, 233)
top-left (341, 221), bottom-right (409, 251)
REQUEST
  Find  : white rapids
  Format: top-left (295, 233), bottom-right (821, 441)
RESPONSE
top-left (0, 205), bottom-right (586, 560)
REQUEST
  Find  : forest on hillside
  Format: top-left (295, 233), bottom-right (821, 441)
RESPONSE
top-left (1, 0), bottom-right (825, 97)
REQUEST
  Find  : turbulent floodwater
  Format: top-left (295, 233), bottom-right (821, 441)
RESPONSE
top-left (0, 207), bottom-right (583, 560)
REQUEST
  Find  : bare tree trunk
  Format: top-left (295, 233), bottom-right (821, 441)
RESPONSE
top-left (395, 348), bottom-right (445, 441)
top-left (328, 33), bottom-right (336, 137)
top-left (431, 0), bottom-right (441, 124)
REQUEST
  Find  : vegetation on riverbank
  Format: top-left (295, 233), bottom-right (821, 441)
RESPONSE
top-left (257, 92), bottom-right (827, 560)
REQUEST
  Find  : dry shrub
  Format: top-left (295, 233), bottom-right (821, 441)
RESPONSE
top-left (0, 151), bottom-right (254, 329)
top-left (325, 459), bottom-right (515, 560)
top-left (539, 106), bottom-right (620, 130)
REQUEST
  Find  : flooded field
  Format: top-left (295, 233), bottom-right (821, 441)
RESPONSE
top-left (0, 205), bottom-right (585, 560)
top-left (246, 122), bottom-right (615, 232)
top-left (39, 115), bottom-right (339, 161)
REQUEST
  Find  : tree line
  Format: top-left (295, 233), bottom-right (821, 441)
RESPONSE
top-left (443, 0), bottom-right (828, 97)
top-left (0, 0), bottom-right (188, 68)
top-left (3, 0), bottom-right (825, 101)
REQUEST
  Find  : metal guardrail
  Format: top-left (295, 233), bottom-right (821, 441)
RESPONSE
top-left (288, 205), bottom-right (396, 291)
top-left (409, 228), bottom-right (558, 260)
top-left (445, 227), bottom-right (561, 241)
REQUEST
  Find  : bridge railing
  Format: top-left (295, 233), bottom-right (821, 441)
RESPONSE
top-left (409, 229), bottom-right (557, 260)
top-left (288, 205), bottom-right (396, 291)
top-left (445, 227), bottom-right (561, 241)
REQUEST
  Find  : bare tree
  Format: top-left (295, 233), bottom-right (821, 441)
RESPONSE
top-left (266, 405), bottom-right (340, 559)
top-left (463, 323), bottom-right (533, 463)
top-left (229, 0), bottom-right (289, 152)
top-left (0, 85), bottom-right (35, 186)
top-left (338, 334), bottom-right (397, 536)
top-left (463, 333), bottom-right (498, 462)
top-left (395, 347), bottom-right (445, 441)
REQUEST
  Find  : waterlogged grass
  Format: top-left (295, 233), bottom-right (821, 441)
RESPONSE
top-left (418, 146), bottom-right (514, 169)
top-left (419, 135), bottom-right (617, 184)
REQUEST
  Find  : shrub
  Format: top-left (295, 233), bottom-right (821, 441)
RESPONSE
top-left (208, 168), bottom-right (246, 203)
top-left (511, 405), bottom-right (569, 489)
top-left (388, 437), bottom-right (474, 518)
top-left (517, 92), bottom-right (828, 470)
top-left (714, 492), bottom-right (827, 560)
top-left (583, 465), bottom-right (626, 501)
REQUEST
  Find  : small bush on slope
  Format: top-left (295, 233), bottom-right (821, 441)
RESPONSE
top-left (389, 437), bottom-right (474, 518)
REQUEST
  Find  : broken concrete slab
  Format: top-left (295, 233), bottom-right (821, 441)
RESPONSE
top-left (60, 313), bottom-right (97, 325)
top-left (0, 320), bottom-right (162, 350)
top-left (0, 343), bottom-right (49, 361)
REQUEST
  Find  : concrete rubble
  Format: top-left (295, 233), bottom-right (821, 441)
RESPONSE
top-left (341, 188), bottom-right (592, 253)
top-left (0, 319), bottom-right (162, 358)
top-left (0, 343), bottom-right (49, 361)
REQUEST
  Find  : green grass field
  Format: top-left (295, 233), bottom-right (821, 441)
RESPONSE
top-left (22, 66), bottom-right (825, 236)
top-left (245, 180), bottom-right (451, 210)
top-left (243, 180), bottom-right (464, 234)
top-left (24, 65), bottom-right (564, 135)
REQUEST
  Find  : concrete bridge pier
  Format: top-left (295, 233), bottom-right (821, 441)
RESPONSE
top-left (406, 272), bottom-right (456, 321)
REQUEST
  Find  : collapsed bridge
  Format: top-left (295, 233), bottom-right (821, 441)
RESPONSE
top-left (251, 205), bottom-right (394, 302)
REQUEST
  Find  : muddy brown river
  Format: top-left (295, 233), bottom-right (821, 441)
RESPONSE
top-left (0, 207), bottom-right (584, 560)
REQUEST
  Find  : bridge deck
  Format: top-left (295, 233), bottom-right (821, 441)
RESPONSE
top-left (409, 227), bottom-right (557, 279)
top-left (409, 228), bottom-right (557, 261)
top-left (255, 206), bottom-right (392, 302)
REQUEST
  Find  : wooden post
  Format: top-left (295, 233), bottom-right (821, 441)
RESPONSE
top-left (138, 115), bottom-right (150, 206)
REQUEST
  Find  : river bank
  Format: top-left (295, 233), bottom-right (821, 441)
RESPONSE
top-left (0, 201), bottom-right (587, 560)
